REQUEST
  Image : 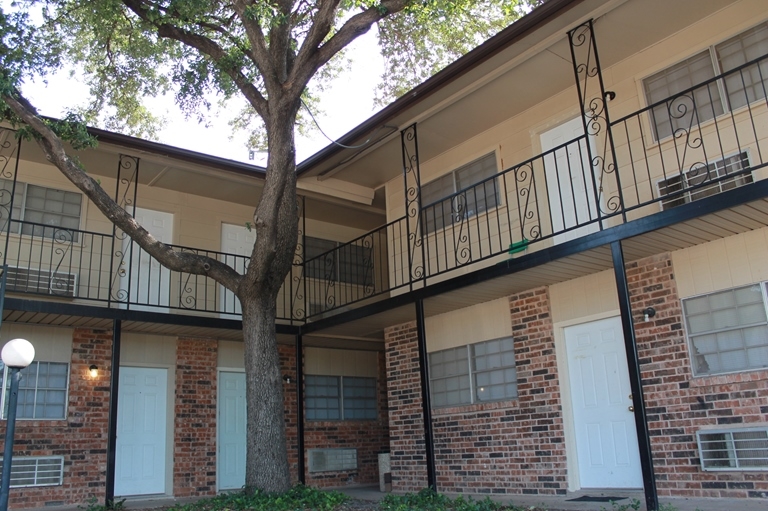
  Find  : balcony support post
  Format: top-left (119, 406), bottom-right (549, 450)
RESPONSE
top-left (610, 241), bottom-right (658, 511)
top-left (109, 155), bottom-right (140, 307)
top-left (568, 19), bottom-right (626, 224)
top-left (414, 299), bottom-right (436, 489)
top-left (105, 318), bottom-right (122, 507)
top-left (295, 333), bottom-right (305, 483)
top-left (1, 131), bottom-right (22, 266)
top-left (401, 124), bottom-right (425, 289)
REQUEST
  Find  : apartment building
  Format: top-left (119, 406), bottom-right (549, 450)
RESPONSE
top-left (1, 0), bottom-right (767, 508)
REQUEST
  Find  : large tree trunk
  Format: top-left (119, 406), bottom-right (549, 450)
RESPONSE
top-left (241, 98), bottom-right (301, 493)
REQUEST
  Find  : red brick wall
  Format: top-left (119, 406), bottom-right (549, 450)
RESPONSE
top-left (0, 328), bottom-right (112, 508)
top-left (279, 344), bottom-right (301, 484)
top-left (384, 290), bottom-right (567, 495)
top-left (629, 253), bottom-right (768, 499)
top-left (290, 347), bottom-right (390, 488)
top-left (384, 322), bottom-right (428, 491)
top-left (173, 338), bottom-right (218, 497)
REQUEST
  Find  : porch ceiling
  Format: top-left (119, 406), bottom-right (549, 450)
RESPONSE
top-left (308, 197), bottom-right (768, 341)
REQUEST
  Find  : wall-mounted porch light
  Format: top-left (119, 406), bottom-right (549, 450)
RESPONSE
top-left (89, 364), bottom-right (99, 378)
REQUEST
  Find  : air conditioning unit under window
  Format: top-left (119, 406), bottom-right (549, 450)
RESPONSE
top-left (3, 266), bottom-right (78, 298)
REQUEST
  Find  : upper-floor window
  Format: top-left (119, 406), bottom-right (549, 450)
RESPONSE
top-left (304, 236), bottom-right (372, 287)
top-left (429, 336), bottom-right (517, 408)
top-left (1, 361), bottom-right (69, 420)
top-left (644, 22), bottom-right (768, 140)
top-left (683, 283), bottom-right (768, 376)
top-left (0, 179), bottom-right (83, 241)
top-left (421, 153), bottom-right (499, 234)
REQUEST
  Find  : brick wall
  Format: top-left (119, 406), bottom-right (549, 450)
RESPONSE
top-left (279, 344), bottom-right (301, 484)
top-left (0, 328), bottom-right (112, 508)
top-left (384, 289), bottom-right (567, 495)
top-left (173, 338), bottom-right (218, 497)
top-left (629, 253), bottom-right (768, 499)
top-left (293, 348), bottom-right (390, 488)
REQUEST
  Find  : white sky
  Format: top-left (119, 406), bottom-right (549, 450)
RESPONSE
top-left (16, 13), bottom-right (386, 167)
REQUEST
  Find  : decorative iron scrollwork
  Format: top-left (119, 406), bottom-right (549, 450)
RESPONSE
top-left (401, 124), bottom-right (425, 282)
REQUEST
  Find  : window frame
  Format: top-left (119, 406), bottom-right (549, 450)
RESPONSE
top-left (0, 455), bottom-right (65, 487)
top-left (304, 235), bottom-right (374, 287)
top-left (0, 361), bottom-right (70, 420)
top-left (428, 336), bottom-right (518, 409)
top-left (697, 427), bottom-right (768, 471)
top-left (642, 21), bottom-right (768, 142)
top-left (304, 374), bottom-right (377, 421)
top-left (682, 282), bottom-right (768, 377)
top-left (0, 178), bottom-right (84, 242)
top-left (420, 152), bottom-right (501, 235)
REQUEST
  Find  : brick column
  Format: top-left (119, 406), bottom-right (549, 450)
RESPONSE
top-left (173, 338), bottom-right (217, 497)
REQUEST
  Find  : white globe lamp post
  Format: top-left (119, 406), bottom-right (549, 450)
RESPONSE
top-left (0, 339), bottom-right (35, 511)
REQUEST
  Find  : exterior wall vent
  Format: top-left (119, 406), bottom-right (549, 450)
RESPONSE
top-left (697, 428), bottom-right (768, 471)
top-left (4, 266), bottom-right (78, 297)
top-left (0, 456), bottom-right (65, 487)
top-left (308, 448), bottom-right (357, 473)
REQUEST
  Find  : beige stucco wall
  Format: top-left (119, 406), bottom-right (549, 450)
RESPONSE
top-left (304, 347), bottom-right (378, 377)
top-left (424, 297), bottom-right (512, 352)
top-left (550, 269), bottom-right (619, 325)
top-left (672, 226), bottom-right (768, 299)
top-left (121, 332), bottom-right (177, 366)
top-left (0, 324), bottom-right (72, 363)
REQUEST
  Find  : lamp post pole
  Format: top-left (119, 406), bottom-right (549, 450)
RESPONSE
top-left (0, 338), bottom-right (36, 511)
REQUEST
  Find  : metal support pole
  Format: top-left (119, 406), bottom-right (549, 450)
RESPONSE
top-left (0, 368), bottom-right (22, 511)
top-left (611, 241), bottom-right (658, 511)
top-left (295, 333), bottom-right (305, 484)
top-left (105, 319), bottom-right (122, 507)
top-left (414, 299), bottom-right (436, 489)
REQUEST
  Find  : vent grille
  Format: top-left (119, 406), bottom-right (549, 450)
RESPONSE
top-left (4, 266), bottom-right (77, 297)
top-left (0, 456), bottom-right (64, 487)
top-left (308, 448), bottom-right (357, 473)
top-left (697, 428), bottom-right (768, 471)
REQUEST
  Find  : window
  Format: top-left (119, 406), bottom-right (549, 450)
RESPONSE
top-left (683, 283), bottom-right (768, 376)
top-left (305, 375), bottom-right (376, 420)
top-left (429, 337), bottom-right (517, 408)
top-left (0, 456), bottom-right (64, 487)
top-left (644, 22), bottom-right (768, 140)
top-left (421, 153), bottom-right (499, 233)
top-left (1, 362), bottom-right (69, 419)
top-left (657, 152), bottom-right (753, 210)
top-left (0, 179), bottom-right (83, 241)
top-left (697, 428), bottom-right (768, 471)
top-left (304, 236), bottom-right (373, 287)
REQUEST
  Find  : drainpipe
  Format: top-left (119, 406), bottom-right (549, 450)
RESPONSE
top-left (610, 241), bottom-right (659, 511)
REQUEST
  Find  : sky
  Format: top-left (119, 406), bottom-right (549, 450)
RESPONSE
top-left (15, 12), bottom-right (386, 167)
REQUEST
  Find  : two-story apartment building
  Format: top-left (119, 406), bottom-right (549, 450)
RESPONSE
top-left (1, 0), bottom-right (768, 509)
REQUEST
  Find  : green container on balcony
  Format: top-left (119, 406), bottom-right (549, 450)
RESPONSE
top-left (508, 239), bottom-right (529, 255)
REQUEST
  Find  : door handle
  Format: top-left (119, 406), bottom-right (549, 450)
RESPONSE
top-left (628, 406), bottom-right (634, 412)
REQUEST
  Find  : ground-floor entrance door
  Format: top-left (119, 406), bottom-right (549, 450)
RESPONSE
top-left (218, 371), bottom-right (246, 490)
top-left (565, 316), bottom-right (643, 488)
top-left (115, 367), bottom-right (168, 496)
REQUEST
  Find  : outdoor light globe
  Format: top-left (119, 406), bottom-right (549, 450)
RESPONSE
top-left (1, 339), bottom-right (35, 369)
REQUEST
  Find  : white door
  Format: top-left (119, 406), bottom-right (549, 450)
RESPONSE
top-left (565, 316), bottom-right (643, 489)
top-left (115, 367), bottom-right (168, 496)
top-left (120, 208), bottom-right (174, 311)
top-left (219, 223), bottom-right (255, 317)
top-left (218, 371), bottom-right (247, 490)
top-left (541, 117), bottom-right (600, 243)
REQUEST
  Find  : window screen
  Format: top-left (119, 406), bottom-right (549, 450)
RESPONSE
top-left (2, 362), bottom-right (69, 420)
top-left (305, 375), bottom-right (377, 420)
top-left (305, 375), bottom-right (341, 420)
top-left (684, 284), bottom-right (768, 376)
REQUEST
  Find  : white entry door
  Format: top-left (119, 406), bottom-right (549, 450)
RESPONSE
top-left (115, 367), bottom-right (168, 496)
top-left (219, 223), bottom-right (255, 317)
top-left (565, 316), bottom-right (643, 489)
top-left (218, 371), bottom-right (247, 490)
top-left (541, 117), bottom-right (600, 243)
top-left (120, 208), bottom-right (174, 311)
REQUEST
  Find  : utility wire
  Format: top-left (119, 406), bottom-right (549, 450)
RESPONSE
top-left (301, 98), bottom-right (397, 150)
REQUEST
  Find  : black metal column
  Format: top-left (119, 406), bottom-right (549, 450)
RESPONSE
top-left (295, 333), bottom-right (305, 484)
top-left (611, 241), bottom-right (658, 511)
top-left (414, 299), bottom-right (436, 489)
top-left (1, 132), bottom-right (21, 265)
top-left (105, 319), bottom-right (122, 507)
top-left (401, 124), bottom-right (425, 290)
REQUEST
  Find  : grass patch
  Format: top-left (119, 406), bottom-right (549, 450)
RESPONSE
top-left (380, 488), bottom-right (503, 511)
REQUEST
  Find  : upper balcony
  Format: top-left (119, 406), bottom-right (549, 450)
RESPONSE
top-left (2, 52), bottom-right (768, 327)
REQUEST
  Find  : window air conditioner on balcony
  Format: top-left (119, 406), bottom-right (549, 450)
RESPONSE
top-left (3, 266), bottom-right (78, 298)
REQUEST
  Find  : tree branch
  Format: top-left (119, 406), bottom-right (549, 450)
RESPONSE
top-left (232, 0), bottom-right (278, 93)
top-left (2, 89), bottom-right (243, 292)
top-left (121, 0), bottom-right (270, 119)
